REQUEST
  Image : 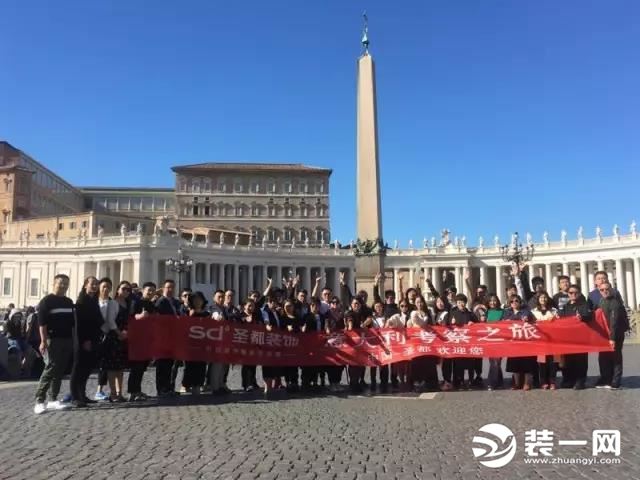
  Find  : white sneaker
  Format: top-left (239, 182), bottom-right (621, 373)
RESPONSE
top-left (46, 400), bottom-right (71, 411)
top-left (34, 403), bottom-right (47, 415)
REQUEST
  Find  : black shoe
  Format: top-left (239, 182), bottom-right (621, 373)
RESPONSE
top-left (82, 397), bottom-right (98, 404)
top-left (573, 382), bottom-right (586, 390)
top-left (72, 400), bottom-right (87, 408)
top-left (610, 383), bottom-right (621, 390)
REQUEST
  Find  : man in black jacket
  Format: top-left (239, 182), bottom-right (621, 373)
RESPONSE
top-left (154, 279), bottom-right (180, 397)
top-left (372, 272), bottom-right (399, 319)
top-left (596, 281), bottom-right (629, 389)
top-left (558, 284), bottom-right (592, 389)
top-left (300, 297), bottom-right (325, 391)
top-left (128, 282), bottom-right (157, 401)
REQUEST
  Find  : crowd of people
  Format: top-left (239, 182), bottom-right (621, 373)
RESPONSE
top-left (18, 262), bottom-right (630, 415)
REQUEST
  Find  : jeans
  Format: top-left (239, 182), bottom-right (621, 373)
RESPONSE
top-left (35, 338), bottom-right (74, 403)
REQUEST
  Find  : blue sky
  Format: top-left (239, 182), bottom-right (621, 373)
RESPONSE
top-left (1, 1), bottom-right (638, 246)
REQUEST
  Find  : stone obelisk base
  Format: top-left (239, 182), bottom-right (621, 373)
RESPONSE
top-left (354, 254), bottom-right (384, 300)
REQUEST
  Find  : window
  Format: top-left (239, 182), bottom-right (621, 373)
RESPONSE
top-left (319, 182), bottom-right (325, 193)
top-left (300, 182), bottom-right (308, 194)
top-left (316, 229), bottom-right (324, 242)
top-left (203, 181), bottom-right (211, 193)
top-left (3, 277), bottom-right (11, 296)
top-left (195, 264), bottom-right (206, 283)
top-left (58, 223), bottom-right (64, 231)
top-left (70, 222), bottom-right (76, 230)
top-left (251, 205), bottom-right (260, 216)
top-left (204, 206), bottom-right (210, 216)
top-left (130, 198), bottom-right (141, 211)
top-left (218, 182), bottom-right (226, 193)
top-left (191, 181), bottom-right (200, 193)
top-left (3, 212), bottom-right (9, 223)
top-left (81, 221), bottom-right (88, 228)
top-left (300, 203), bottom-right (308, 217)
top-left (252, 182), bottom-right (260, 193)
top-left (235, 205), bottom-right (244, 216)
top-left (107, 198), bottom-right (118, 210)
top-left (284, 182), bottom-right (292, 193)
top-left (193, 206), bottom-right (199, 216)
top-left (180, 182), bottom-right (187, 192)
top-left (142, 197), bottom-right (153, 211)
top-left (268, 182), bottom-right (275, 193)
top-left (267, 229), bottom-right (276, 242)
top-left (284, 229), bottom-right (292, 242)
top-left (234, 182), bottom-right (243, 193)
top-left (300, 229), bottom-right (308, 241)
top-left (36, 234), bottom-right (45, 240)
top-left (115, 222), bottom-right (121, 229)
top-left (193, 196), bottom-right (199, 204)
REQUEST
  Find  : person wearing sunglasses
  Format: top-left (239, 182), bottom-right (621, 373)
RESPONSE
top-left (385, 301), bottom-right (412, 391)
top-left (179, 288), bottom-right (192, 315)
top-left (595, 281), bottom-right (629, 390)
top-left (557, 284), bottom-right (592, 389)
top-left (503, 295), bottom-right (537, 391)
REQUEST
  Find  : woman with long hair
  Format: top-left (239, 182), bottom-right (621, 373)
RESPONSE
top-left (240, 299), bottom-right (259, 392)
top-left (70, 276), bottom-right (102, 406)
top-left (182, 291), bottom-right (209, 394)
top-left (504, 295), bottom-right (537, 391)
top-left (531, 292), bottom-right (559, 390)
top-left (99, 279), bottom-right (130, 402)
top-left (486, 294), bottom-right (505, 390)
top-left (407, 295), bottom-right (438, 391)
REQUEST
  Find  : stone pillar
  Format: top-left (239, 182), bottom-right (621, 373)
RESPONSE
top-left (151, 259), bottom-right (159, 285)
top-left (624, 260), bottom-right (635, 311)
top-left (579, 261), bottom-right (588, 293)
top-left (495, 266), bottom-right (504, 299)
top-left (562, 262), bottom-right (569, 276)
top-left (349, 267), bottom-right (356, 293)
top-left (132, 259), bottom-right (140, 285)
top-left (588, 263), bottom-right (595, 292)
top-left (408, 267), bottom-right (415, 290)
top-left (96, 260), bottom-right (104, 280)
top-left (597, 259), bottom-right (605, 273)
top-left (479, 266), bottom-right (488, 287)
top-left (334, 268), bottom-right (341, 294)
top-left (233, 264), bottom-right (240, 296)
top-left (276, 266), bottom-right (283, 288)
top-left (615, 259), bottom-right (626, 306)
top-left (319, 266), bottom-right (326, 290)
top-left (218, 264), bottom-right (225, 291)
top-left (248, 264), bottom-right (254, 293)
top-left (634, 257), bottom-right (640, 311)
top-left (433, 267), bottom-right (442, 294)
top-left (454, 266), bottom-right (463, 292)
top-left (304, 266), bottom-right (312, 292)
top-left (544, 264), bottom-right (553, 294)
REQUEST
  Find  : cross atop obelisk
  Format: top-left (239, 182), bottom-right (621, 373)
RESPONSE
top-left (354, 13), bottom-right (384, 298)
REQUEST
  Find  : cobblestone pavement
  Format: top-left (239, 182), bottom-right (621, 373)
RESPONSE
top-left (2, 347), bottom-right (639, 480)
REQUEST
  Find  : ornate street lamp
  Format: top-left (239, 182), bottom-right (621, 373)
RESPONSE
top-left (165, 247), bottom-right (194, 293)
top-left (500, 232), bottom-right (534, 265)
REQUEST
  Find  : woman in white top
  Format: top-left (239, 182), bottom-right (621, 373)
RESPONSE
top-left (385, 301), bottom-right (411, 390)
top-left (368, 301), bottom-right (389, 392)
top-left (97, 278), bottom-right (128, 402)
top-left (531, 292), bottom-right (559, 390)
top-left (407, 296), bottom-right (439, 391)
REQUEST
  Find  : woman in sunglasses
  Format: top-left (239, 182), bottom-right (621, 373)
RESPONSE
top-left (503, 294), bottom-right (537, 391)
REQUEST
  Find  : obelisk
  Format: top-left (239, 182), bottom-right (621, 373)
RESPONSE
top-left (354, 14), bottom-right (384, 298)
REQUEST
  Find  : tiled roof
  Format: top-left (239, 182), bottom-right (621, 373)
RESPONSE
top-left (171, 162), bottom-right (332, 174)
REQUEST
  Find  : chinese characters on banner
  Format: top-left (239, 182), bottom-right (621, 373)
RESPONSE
top-left (128, 312), bottom-right (612, 367)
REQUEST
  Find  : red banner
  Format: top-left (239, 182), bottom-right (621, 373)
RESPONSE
top-left (128, 311), bottom-right (612, 367)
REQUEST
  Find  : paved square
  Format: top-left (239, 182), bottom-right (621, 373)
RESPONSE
top-left (2, 347), bottom-right (639, 480)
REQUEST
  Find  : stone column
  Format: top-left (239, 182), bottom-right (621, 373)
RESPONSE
top-left (349, 267), bottom-right (356, 293)
top-left (304, 266), bottom-right (312, 292)
top-left (479, 266), bottom-right (488, 287)
top-left (433, 267), bottom-right (442, 294)
top-left (408, 267), bottom-right (415, 290)
top-left (597, 260), bottom-right (605, 273)
top-left (334, 268), bottom-right (341, 294)
top-left (218, 263), bottom-right (225, 291)
top-left (579, 261), bottom-right (588, 294)
top-left (151, 259), bottom-right (159, 285)
top-left (319, 266), bottom-right (326, 290)
top-left (96, 260), bottom-right (104, 280)
top-left (624, 260), bottom-right (635, 312)
top-left (454, 266), bottom-right (463, 292)
top-left (615, 259), bottom-right (626, 305)
top-left (495, 266), bottom-right (504, 299)
top-left (248, 264), bottom-right (254, 293)
top-left (562, 263), bottom-right (569, 276)
top-left (545, 264), bottom-right (553, 294)
top-left (634, 257), bottom-right (640, 311)
top-left (276, 266), bottom-right (283, 288)
top-left (233, 264), bottom-right (240, 296)
top-left (588, 263), bottom-right (595, 292)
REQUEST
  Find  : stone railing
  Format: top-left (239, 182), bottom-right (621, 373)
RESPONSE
top-left (388, 232), bottom-right (640, 256)
top-left (0, 233), bottom-right (145, 249)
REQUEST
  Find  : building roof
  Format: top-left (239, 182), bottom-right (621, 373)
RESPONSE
top-left (171, 162), bottom-right (332, 175)
top-left (80, 186), bottom-right (175, 193)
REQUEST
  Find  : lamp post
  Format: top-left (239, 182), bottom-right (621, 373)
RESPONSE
top-left (500, 232), bottom-right (534, 265)
top-left (165, 247), bottom-right (194, 293)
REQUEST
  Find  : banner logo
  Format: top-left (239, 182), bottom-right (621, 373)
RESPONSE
top-left (472, 423), bottom-right (517, 468)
